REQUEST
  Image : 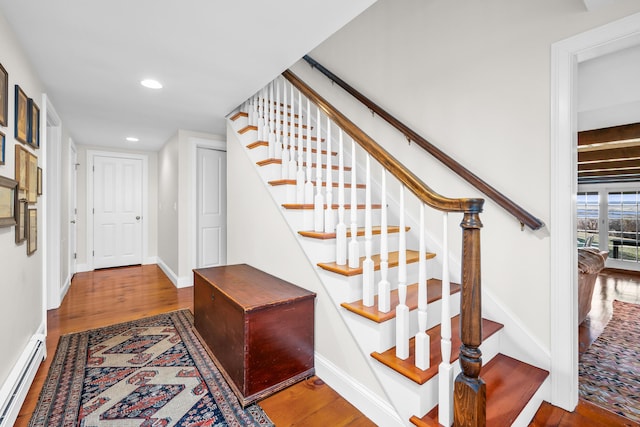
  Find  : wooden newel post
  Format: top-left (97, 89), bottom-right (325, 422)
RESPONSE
top-left (454, 211), bottom-right (485, 427)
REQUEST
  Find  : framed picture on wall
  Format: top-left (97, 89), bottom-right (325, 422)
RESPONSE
top-left (0, 63), bottom-right (7, 127)
top-left (0, 175), bottom-right (17, 227)
top-left (15, 85), bottom-right (28, 144)
top-left (37, 167), bottom-right (42, 195)
top-left (15, 199), bottom-right (27, 243)
top-left (15, 144), bottom-right (28, 197)
top-left (27, 151), bottom-right (37, 203)
top-left (27, 208), bottom-right (37, 255)
top-left (28, 99), bottom-right (40, 149)
top-left (0, 131), bottom-right (5, 165)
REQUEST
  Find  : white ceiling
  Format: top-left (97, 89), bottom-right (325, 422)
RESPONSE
top-left (0, 0), bottom-right (376, 151)
top-left (578, 43), bottom-right (640, 131)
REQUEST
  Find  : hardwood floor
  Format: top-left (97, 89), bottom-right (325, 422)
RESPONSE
top-left (14, 264), bottom-right (374, 427)
top-left (15, 264), bottom-right (640, 426)
top-left (579, 268), bottom-right (640, 355)
top-left (532, 267), bottom-right (640, 426)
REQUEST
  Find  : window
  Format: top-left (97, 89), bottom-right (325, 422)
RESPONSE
top-left (577, 192), bottom-right (599, 247)
top-left (607, 191), bottom-right (640, 262)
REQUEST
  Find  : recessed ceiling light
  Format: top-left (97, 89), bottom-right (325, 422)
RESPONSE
top-left (141, 79), bottom-right (162, 89)
top-left (126, 137), bottom-right (139, 142)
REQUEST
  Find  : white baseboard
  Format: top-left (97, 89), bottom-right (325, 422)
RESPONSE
top-left (61, 274), bottom-right (72, 303)
top-left (157, 258), bottom-right (192, 288)
top-left (143, 256), bottom-right (158, 265)
top-left (0, 330), bottom-right (46, 427)
top-left (314, 353), bottom-right (404, 427)
top-left (75, 263), bottom-right (91, 273)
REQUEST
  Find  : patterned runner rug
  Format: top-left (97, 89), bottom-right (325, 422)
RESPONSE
top-left (579, 300), bottom-right (640, 422)
top-left (29, 309), bottom-right (274, 427)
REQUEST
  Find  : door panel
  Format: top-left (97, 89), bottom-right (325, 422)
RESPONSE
top-left (93, 155), bottom-right (142, 268)
top-left (197, 148), bottom-right (227, 268)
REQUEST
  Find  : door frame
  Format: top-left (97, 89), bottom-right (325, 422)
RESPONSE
top-left (86, 150), bottom-right (149, 271)
top-left (189, 137), bottom-right (226, 277)
top-left (41, 94), bottom-right (62, 310)
top-left (550, 11), bottom-right (640, 411)
top-left (68, 140), bottom-right (78, 278)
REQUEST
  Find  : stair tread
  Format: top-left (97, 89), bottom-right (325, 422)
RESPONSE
top-left (371, 315), bottom-right (503, 385)
top-left (411, 354), bottom-right (549, 426)
top-left (341, 279), bottom-right (461, 323)
top-left (318, 250), bottom-right (435, 276)
top-left (282, 203), bottom-right (382, 210)
top-left (269, 179), bottom-right (365, 189)
top-left (299, 225), bottom-right (408, 240)
top-left (257, 158), bottom-right (350, 171)
top-left (230, 111), bottom-right (248, 121)
top-left (248, 140), bottom-right (337, 155)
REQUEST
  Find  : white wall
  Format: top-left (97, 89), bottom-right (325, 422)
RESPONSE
top-left (75, 145), bottom-right (158, 269)
top-left (288, 0), bottom-right (640, 349)
top-left (0, 10), bottom-right (46, 388)
top-left (156, 130), bottom-right (225, 285)
top-left (226, 123), bottom-right (387, 402)
top-left (157, 133), bottom-right (180, 275)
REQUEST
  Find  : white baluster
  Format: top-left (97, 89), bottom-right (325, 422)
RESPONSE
top-left (302, 98), bottom-right (314, 230)
top-left (268, 82), bottom-right (275, 158)
top-left (438, 212), bottom-right (454, 427)
top-left (314, 107), bottom-right (324, 232)
top-left (396, 186), bottom-right (409, 360)
top-left (324, 119), bottom-right (335, 232)
top-left (295, 90), bottom-right (305, 203)
top-left (274, 79), bottom-right (282, 160)
top-left (336, 129), bottom-right (347, 266)
top-left (262, 87), bottom-right (269, 141)
top-left (304, 99), bottom-right (314, 204)
top-left (281, 79), bottom-right (289, 180)
top-left (362, 155), bottom-right (374, 306)
top-left (415, 203), bottom-right (430, 370)
top-left (257, 89), bottom-right (265, 140)
top-left (348, 139), bottom-right (359, 269)
top-left (288, 83), bottom-right (297, 179)
top-left (378, 171), bottom-right (390, 312)
top-left (250, 94), bottom-right (258, 126)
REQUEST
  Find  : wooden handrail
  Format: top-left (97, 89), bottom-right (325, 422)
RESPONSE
top-left (283, 70), bottom-right (483, 215)
top-left (302, 55), bottom-right (544, 231)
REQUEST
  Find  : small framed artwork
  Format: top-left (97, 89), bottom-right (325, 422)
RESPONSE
top-left (15, 85), bottom-right (28, 144)
top-left (15, 145), bottom-right (28, 197)
top-left (27, 208), bottom-right (37, 255)
top-left (27, 151), bottom-right (37, 203)
top-left (15, 199), bottom-right (27, 243)
top-left (0, 131), bottom-right (5, 165)
top-left (37, 167), bottom-right (42, 195)
top-left (0, 63), bottom-right (7, 127)
top-left (0, 175), bottom-right (17, 227)
top-left (28, 99), bottom-right (39, 149)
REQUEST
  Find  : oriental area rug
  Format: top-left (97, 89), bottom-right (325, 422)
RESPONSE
top-left (29, 309), bottom-right (273, 427)
top-left (579, 300), bottom-right (640, 423)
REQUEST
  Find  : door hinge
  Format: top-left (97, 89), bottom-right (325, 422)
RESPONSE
top-left (74, 253), bottom-right (77, 260)
top-left (92, 250), bottom-right (94, 256)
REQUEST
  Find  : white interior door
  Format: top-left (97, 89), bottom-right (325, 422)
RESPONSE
top-left (197, 147), bottom-right (227, 268)
top-left (93, 155), bottom-right (143, 269)
top-left (69, 143), bottom-right (77, 275)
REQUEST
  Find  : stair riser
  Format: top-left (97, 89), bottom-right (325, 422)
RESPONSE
top-left (281, 209), bottom-right (383, 235)
top-left (318, 262), bottom-right (435, 304)
top-left (297, 234), bottom-right (410, 264)
top-left (269, 185), bottom-right (365, 209)
top-left (256, 162), bottom-right (354, 184)
top-left (342, 292), bottom-right (461, 354)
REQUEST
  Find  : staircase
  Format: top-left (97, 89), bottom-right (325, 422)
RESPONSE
top-left (228, 71), bottom-right (549, 426)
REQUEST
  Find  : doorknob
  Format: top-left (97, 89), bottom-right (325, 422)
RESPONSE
top-left (70, 220), bottom-right (76, 224)
top-left (136, 216), bottom-right (141, 220)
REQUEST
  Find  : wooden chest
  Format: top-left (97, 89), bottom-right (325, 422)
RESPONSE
top-left (193, 264), bottom-right (316, 406)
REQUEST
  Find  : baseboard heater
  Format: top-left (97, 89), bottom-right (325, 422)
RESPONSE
top-left (0, 335), bottom-right (45, 427)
